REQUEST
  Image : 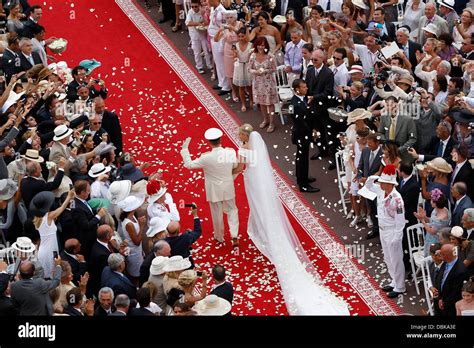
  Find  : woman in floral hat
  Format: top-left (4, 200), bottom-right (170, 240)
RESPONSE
top-left (414, 188), bottom-right (450, 256)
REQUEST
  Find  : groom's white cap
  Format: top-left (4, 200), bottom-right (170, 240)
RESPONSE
top-left (204, 128), bottom-right (223, 140)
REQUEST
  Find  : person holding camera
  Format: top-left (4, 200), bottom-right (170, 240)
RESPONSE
top-left (177, 269), bottom-right (208, 307)
top-left (164, 204), bottom-right (202, 267)
top-left (10, 257), bottom-right (63, 315)
top-left (337, 81), bottom-right (366, 112)
top-left (453, 8), bottom-right (473, 46)
top-left (30, 189), bottom-right (75, 279)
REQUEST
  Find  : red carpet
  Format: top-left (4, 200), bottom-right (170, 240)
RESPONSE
top-left (41, 0), bottom-right (400, 315)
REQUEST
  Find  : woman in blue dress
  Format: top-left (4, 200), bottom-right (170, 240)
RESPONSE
top-left (414, 188), bottom-right (450, 256)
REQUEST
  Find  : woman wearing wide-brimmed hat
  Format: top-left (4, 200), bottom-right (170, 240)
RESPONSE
top-left (193, 294), bottom-right (232, 316)
top-left (117, 195), bottom-right (146, 283)
top-left (162, 255), bottom-right (192, 296)
top-left (340, 109), bottom-right (371, 220)
top-left (0, 178), bottom-right (25, 244)
top-left (419, 157), bottom-right (452, 216)
top-left (30, 189), bottom-right (75, 279)
top-left (147, 256), bottom-right (170, 313)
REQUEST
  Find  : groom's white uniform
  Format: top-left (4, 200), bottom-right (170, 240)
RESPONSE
top-left (181, 137), bottom-right (239, 242)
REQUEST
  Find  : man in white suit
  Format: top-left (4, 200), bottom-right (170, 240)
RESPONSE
top-left (181, 128), bottom-right (240, 253)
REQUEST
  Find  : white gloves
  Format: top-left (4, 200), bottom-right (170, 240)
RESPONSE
top-left (182, 137), bottom-right (191, 151)
top-left (164, 193), bottom-right (173, 205)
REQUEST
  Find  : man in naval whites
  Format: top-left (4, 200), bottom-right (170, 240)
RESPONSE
top-left (180, 128), bottom-right (240, 255)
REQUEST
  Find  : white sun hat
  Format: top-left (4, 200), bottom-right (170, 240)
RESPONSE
top-left (162, 255), bottom-right (191, 272)
top-left (194, 295), bottom-right (232, 316)
top-left (88, 163), bottom-right (111, 178)
top-left (150, 256), bottom-right (170, 276)
top-left (117, 195), bottom-right (145, 212)
top-left (12, 237), bottom-right (36, 253)
top-left (107, 180), bottom-right (132, 204)
top-left (53, 124), bottom-right (73, 141)
top-left (146, 217), bottom-right (170, 238)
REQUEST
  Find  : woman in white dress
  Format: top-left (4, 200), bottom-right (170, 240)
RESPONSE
top-left (233, 124), bottom-right (350, 315)
top-left (248, 11), bottom-right (282, 54)
top-left (233, 27), bottom-right (254, 112)
top-left (305, 6), bottom-right (324, 46)
top-left (402, 0), bottom-right (425, 33)
top-left (31, 190), bottom-right (75, 279)
top-left (452, 9), bottom-right (474, 46)
top-left (456, 279), bottom-right (474, 316)
top-left (118, 195), bottom-right (146, 284)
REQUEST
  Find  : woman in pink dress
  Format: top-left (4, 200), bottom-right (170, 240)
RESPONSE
top-left (248, 36), bottom-right (279, 133)
top-left (214, 10), bottom-right (242, 102)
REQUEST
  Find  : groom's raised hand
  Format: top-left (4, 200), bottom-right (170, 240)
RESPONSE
top-left (182, 137), bottom-right (191, 151)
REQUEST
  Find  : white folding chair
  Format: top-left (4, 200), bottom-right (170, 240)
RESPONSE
top-left (406, 223), bottom-right (425, 295)
top-left (183, 0), bottom-right (191, 17)
top-left (274, 65), bottom-right (293, 125)
top-left (0, 247), bottom-right (16, 266)
top-left (335, 150), bottom-right (350, 216)
top-left (420, 257), bottom-right (435, 316)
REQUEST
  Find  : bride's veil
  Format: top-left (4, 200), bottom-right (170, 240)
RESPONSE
top-left (245, 131), bottom-right (322, 282)
top-left (244, 131), bottom-right (349, 314)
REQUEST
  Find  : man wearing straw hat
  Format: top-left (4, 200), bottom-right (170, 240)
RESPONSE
top-left (181, 128), bottom-right (240, 254)
top-left (364, 164), bottom-right (406, 298)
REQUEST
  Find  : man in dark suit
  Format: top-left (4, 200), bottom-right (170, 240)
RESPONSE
top-left (450, 144), bottom-right (474, 199)
top-left (357, 133), bottom-right (384, 239)
top-left (109, 294), bottom-right (129, 316)
top-left (396, 27), bottom-right (422, 73)
top-left (165, 205), bottom-right (202, 267)
top-left (19, 4), bottom-right (53, 40)
top-left (433, 244), bottom-right (467, 316)
top-left (63, 287), bottom-right (85, 316)
top-left (408, 121), bottom-right (456, 165)
top-left (461, 208), bottom-right (474, 241)
top-left (60, 239), bottom-right (87, 286)
top-left (0, 273), bottom-right (17, 316)
top-left (66, 66), bottom-right (108, 103)
top-left (451, 182), bottom-right (473, 227)
top-left (210, 264), bottom-right (234, 305)
top-left (21, 159), bottom-right (65, 209)
top-left (372, 7), bottom-right (396, 42)
top-left (72, 180), bottom-right (107, 258)
top-left (305, 49), bottom-right (335, 162)
top-left (10, 259), bottom-right (62, 316)
top-left (460, 37), bottom-right (474, 61)
top-left (129, 288), bottom-right (154, 316)
top-left (94, 97), bottom-right (123, 155)
top-left (290, 79), bottom-right (319, 193)
top-left (94, 286), bottom-right (116, 316)
top-left (101, 253), bottom-right (137, 300)
top-left (18, 38), bottom-right (42, 72)
top-left (1, 35), bottom-right (22, 83)
top-left (139, 240), bottom-right (171, 287)
top-left (397, 162), bottom-right (420, 272)
top-left (87, 225), bottom-right (117, 297)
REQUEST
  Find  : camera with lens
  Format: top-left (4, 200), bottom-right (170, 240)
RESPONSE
top-left (375, 70), bottom-right (389, 83)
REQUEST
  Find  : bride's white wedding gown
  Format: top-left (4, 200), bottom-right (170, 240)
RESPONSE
top-left (239, 131), bottom-right (350, 315)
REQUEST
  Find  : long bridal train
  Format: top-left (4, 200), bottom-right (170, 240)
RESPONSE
top-left (240, 131), bottom-right (350, 315)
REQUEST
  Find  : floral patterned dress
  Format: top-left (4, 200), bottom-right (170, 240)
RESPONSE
top-left (248, 52), bottom-right (279, 106)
